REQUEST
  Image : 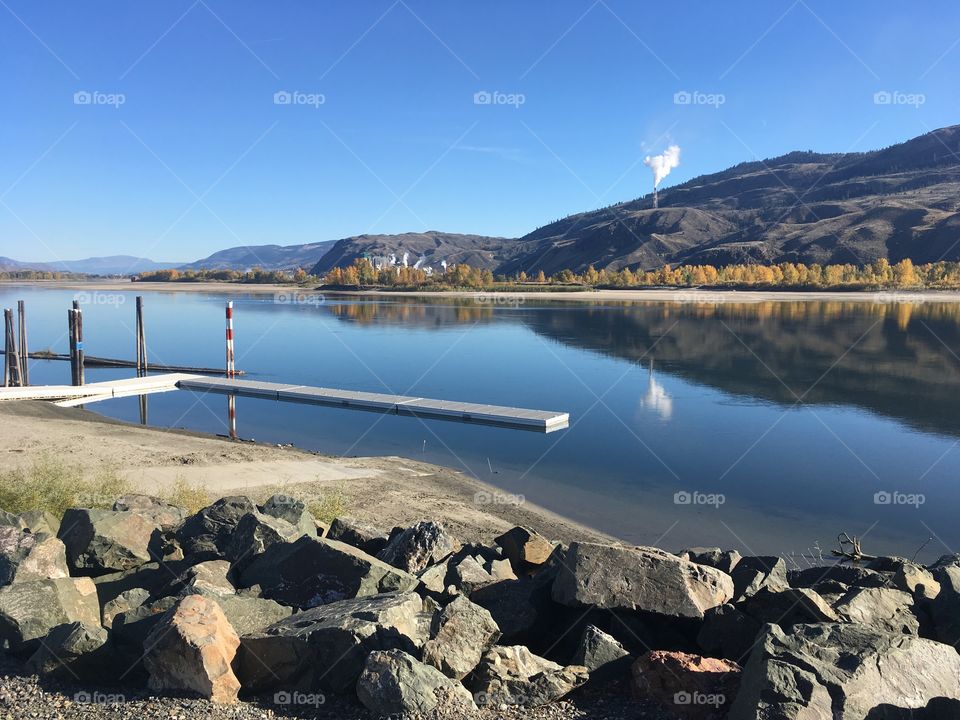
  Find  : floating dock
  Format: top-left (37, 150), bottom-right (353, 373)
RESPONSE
top-left (178, 377), bottom-right (569, 432)
top-left (0, 374), bottom-right (570, 433)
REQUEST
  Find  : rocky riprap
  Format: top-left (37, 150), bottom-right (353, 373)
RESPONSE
top-left (0, 497), bottom-right (959, 719)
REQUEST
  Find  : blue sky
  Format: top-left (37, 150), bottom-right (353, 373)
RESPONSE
top-left (1, 1), bottom-right (958, 263)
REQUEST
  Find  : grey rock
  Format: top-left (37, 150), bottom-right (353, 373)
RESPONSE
top-left (27, 621), bottom-right (111, 679)
top-left (929, 565), bottom-right (960, 646)
top-left (422, 595), bottom-right (501, 679)
top-left (789, 564), bottom-right (888, 589)
top-left (112, 495), bottom-right (186, 532)
top-left (571, 624), bottom-right (631, 681)
top-left (176, 496), bottom-right (257, 559)
top-left (0, 528), bottom-right (69, 585)
top-left (92, 561), bottom-right (191, 608)
top-left (58, 508), bottom-right (158, 576)
top-left (102, 587), bottom-right (150, 629)
top-left (111, 596), bottom-right (179, 661)
top-left (357, 649), bottom-right (476, 716)
top-left (736, 587), bottom-right (839, 626)
top-left (891, 561), bottom-right (941, 600)
top-left (186, 588), bottom-right (292, 636)
top-left (728, 623), bottom-right (960, 720)
top-left (236, 591), bottom-right (433, 694)
top-left (260, 494), bottom-right (317, 537)
top-left (377, 521), bottom-right (460, 574)
top-left (471, 575), bottom-right (551, 639)
top-left (833, 587), bottom-right (919, 635)
top-left (468, 645), bottom-right (589, 707)
top-left (730, 555), bottom-right (789, 601)
top-left (552, 543), bottom-right (733, 618)
top-left (225, 511), bottom-right (305, 574)
top-left (326, 517), bottom-right (389, 555)
top-left (697, 603), bottom-right (764, 661)
top-left (162, 559), bottom-right (235, 597)
top-left (0, 577), bottom-right (100, 651)
top-left (15, 510), bottom-right (60, 537)
top-left (681, 546), bottom-right (742, 574)
top-left (238, 536), bottom-right (418, 608)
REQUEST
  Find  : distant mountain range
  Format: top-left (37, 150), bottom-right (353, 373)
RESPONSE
top-left (0, 255), bottom-right (181, 275)
top-left (5, 125), bottom-right (960, 276)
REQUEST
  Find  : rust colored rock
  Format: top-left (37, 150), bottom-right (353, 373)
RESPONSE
top-left (632, 650), bottom-right (740, 720)
top-left (143, 594), bottom-right (241, 704)
top-left (494, 526), bottom-right (555, 574)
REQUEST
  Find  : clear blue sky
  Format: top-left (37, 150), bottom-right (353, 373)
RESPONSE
top-left (2, 1), bottom-right (958, 262)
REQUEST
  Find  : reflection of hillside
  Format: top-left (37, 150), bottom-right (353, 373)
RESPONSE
top-left (522, 301), bottom-right (960, 437)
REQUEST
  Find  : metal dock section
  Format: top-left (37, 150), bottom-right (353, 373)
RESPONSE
top-left (178, 377), bottom-right (570, 433)
top-left (0, 374), bottom-right (199, 405)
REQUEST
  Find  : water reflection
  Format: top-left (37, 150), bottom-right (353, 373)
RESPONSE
top-left (640, 361), bottom-right (673, 421)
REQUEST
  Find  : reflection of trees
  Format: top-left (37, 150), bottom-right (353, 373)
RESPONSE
top-left (327, 300), bottom-right (496, 327)
top-left (524, 301), bottom-right (960, 437)
top-left (324, 297), bottom-right (960, 437)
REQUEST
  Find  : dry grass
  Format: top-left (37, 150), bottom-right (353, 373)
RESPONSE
top-left (0, 454), bottom-right (130, 518)
top-left (245, 479), bottom-right (349, 524)
top-left (162, 476), bottom-right (212, 514)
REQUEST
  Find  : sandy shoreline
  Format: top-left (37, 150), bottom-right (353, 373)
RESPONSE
top-left (5, 279), bottom-right (959, 303)
top-left (0, 400), bottom-right (614, 547)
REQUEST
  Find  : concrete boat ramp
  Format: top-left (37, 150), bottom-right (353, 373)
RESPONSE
top-left (0, 374), bottom-right (570, 433)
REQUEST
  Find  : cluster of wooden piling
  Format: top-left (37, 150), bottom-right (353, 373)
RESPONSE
top-left (3, 301), bottom-right (28, 387)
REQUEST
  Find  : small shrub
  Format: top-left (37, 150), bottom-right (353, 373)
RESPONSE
top-left (306, 483), bottom-right (348, 524)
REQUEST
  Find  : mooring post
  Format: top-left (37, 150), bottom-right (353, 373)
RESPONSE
top-left (17, 300), bottom-right (28, 386)
top-left (225, 301), bottom-right (235, 378)
top-left (3, 309), bottom-right (12, 387)
top-left (135, 296), bottom-right (147, 376)
top-left (6, 310), bottom-right (21, 387)
top-left (75, 305), bottom-right (84, 386)
top-left (67, 309), bottom-right (77, 386)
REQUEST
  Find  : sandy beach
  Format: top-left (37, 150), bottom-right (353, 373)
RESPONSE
top-left (5, 279), bottom-right (960, 304)
top-left (0, 400), bottom-right (613, 547)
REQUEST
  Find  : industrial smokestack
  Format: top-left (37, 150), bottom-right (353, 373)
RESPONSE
top-left (644, 145), bottom-right (680, 209)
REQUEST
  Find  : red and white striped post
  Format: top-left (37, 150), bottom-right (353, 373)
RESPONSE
top-left (225, 301), bottom-right (235, 378)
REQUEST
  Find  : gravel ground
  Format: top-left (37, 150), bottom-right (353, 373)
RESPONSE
top-left (0, 657), bottom-right (667, 720)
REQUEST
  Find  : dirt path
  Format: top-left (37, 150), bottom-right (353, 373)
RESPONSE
top-left (0, 400), bottom-right (613, 546)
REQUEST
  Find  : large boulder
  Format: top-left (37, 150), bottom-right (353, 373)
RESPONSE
top-left (0, 577), bottom-right (100, 651)
top-left (143, 594), bottom-right (241, 704)
top-left (357, 649), bottom-right (477, 716)
top-left (471, 572), bottom-right (557, 640)
top-left (176, 496), bottom-right (257, 559)
top-left (111, 596), bottom-right (178, 676)
top-left (27, 621), bottom-right (111, 680)
top-left (552, 543), bottom-right (733, 618)
top-left (467, 645), bottom-right (588, 707)
top-left (632, 650), bottom-right (741, 720)
top-left (93, 560), bottom-right (192, 608)
top-left (377, 521), bottom-right (460, 574)
top-left (730, 555), bottom-right (788, 601)
top-left (728, 623), bottom-right (960, 719)
top-left (58, 509), bottom-right (158, 575)
top-left (236, 591), bottom-right (433, 694)
top-left (789, 564), bottom-right (888, 590)
top-left (421, 595), bottom-right (500, 679)
top-left (0, 528), bottom-right (69, 584)
top-left (891, 561), bottom-right (941, 600)
top-left (327, 517), bottom-right (389, 555)
top-left (161, 559), bottom-right (235, 598)
top-left (15, 510), bottom-right (60, 536)
top-left (833, 587), bottom-right (919, 635)
top-left (571, 624), bottom-right (631, 682)
top-left (112, 495), bottom-right (186, 532)
top-left (238, 536), bottom-right (417, 608)
top-left (495, 526), bottom-right (556, 575)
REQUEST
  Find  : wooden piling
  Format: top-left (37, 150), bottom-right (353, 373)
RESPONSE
top-left (17, 301), bottom-right (28, 387)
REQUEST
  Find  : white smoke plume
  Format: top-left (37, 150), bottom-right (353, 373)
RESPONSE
top-left (643, 145), bottom-right (681, 188)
